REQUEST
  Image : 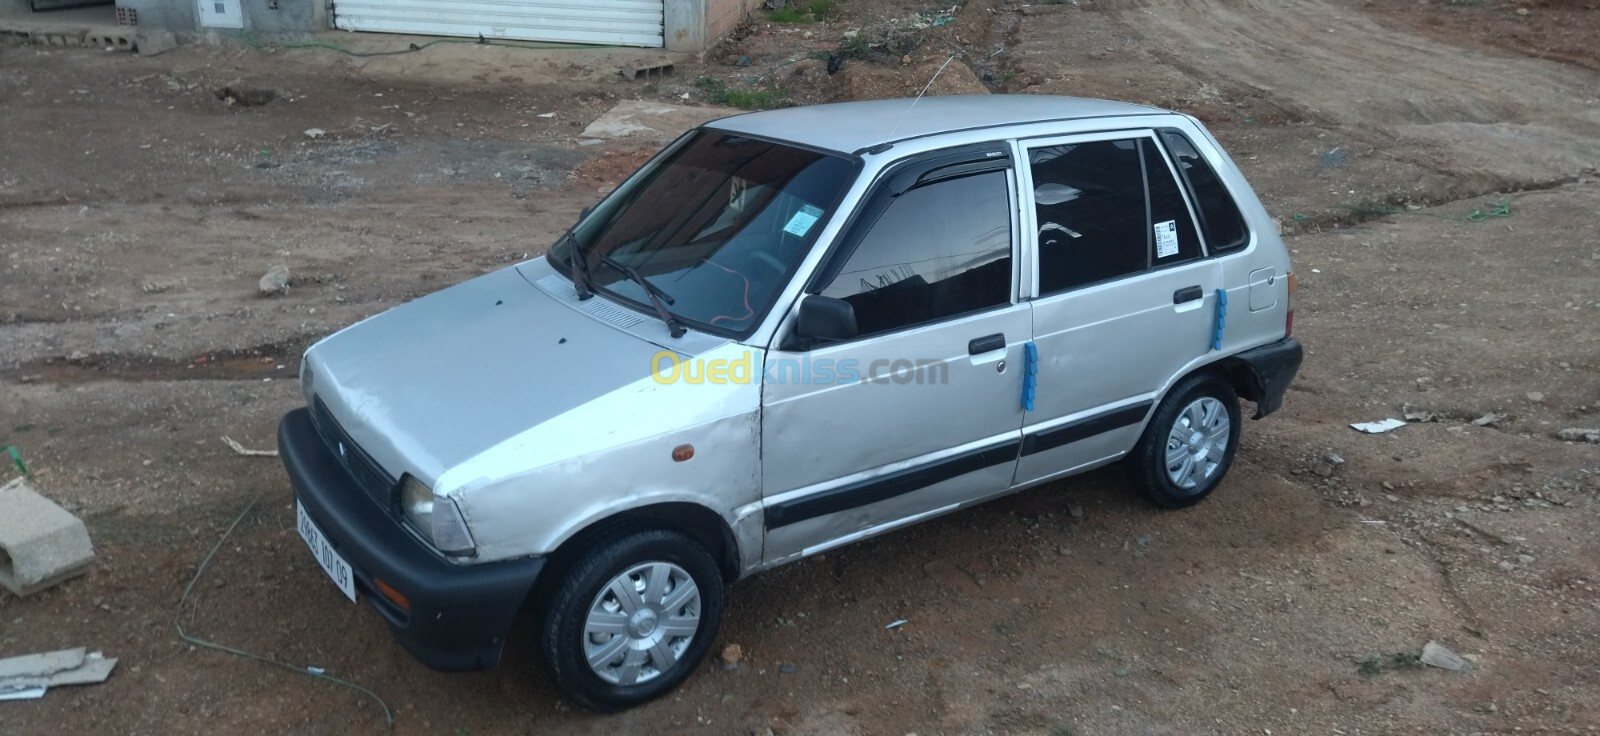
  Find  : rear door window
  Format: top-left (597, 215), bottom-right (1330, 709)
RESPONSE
top-left (1161, 130), bottom-right (1249, 254)
top-left (1141, 138), bottom-right (1203, 264)
top-left (1029, 139), bottom-right (1149, 293)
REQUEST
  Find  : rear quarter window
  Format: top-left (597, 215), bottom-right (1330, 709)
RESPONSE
top-left (1161, 130), bottom-right (1250, 254)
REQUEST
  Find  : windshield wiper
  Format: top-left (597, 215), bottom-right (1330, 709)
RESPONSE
top-left (599, 255), bottom-right (687, 338)
top-left (559, 229), bottom-right (595, 300)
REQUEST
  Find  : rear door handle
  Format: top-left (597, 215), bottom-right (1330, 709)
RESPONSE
top-left (1173, 285), bottom-right (1204, 304)
top-left (968, 333), bottom-right (1006, 355)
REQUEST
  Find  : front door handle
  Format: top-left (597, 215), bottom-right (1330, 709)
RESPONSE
top-left (968, 333), bottom-right (1006, 355)
top-left (1173, 285), bottom-right (1204, 304)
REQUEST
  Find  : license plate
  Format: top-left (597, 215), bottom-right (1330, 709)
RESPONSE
top-left (296, 500), bottom-right (357, 603)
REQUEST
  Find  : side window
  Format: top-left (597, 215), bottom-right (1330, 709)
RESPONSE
top-left (1030, 139), bottom-right (1148, 293)
top-left (819, 170), bottom-right (1013, 337)
top-left (1141, 138), bottom-right (1202, 264)
top-left (1161, 130), bottom-right (1249, 253)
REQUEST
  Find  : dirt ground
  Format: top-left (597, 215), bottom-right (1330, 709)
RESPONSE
top-left (3, 1), bottom-right (1600, 734)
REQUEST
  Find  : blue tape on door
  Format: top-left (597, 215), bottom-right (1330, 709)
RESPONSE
top-left (1022, 341), bottom-right (1039, 411)
top-left (1211, 288), bottom-right (1228, 351)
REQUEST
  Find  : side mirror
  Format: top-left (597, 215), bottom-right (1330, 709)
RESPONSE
top-left (794, 295), bottom-right (857, 344)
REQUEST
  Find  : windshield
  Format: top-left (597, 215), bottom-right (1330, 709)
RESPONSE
top-left (553, 130), bottom-right (856, 337)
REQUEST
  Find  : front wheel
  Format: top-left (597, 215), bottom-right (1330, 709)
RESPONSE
top-left (539, 529), bottom-right (725, 711)
top-left (1126, 373), bottom-right (1242, 508)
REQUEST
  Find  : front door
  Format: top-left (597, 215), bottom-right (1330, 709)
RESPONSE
top-left (761, 149), bottom-right (1030, 564)
top-left (1015, 132), bottom-right (1222, 484)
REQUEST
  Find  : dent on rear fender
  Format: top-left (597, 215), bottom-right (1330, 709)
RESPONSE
top-left (441, 344), bottom-right (765, 564)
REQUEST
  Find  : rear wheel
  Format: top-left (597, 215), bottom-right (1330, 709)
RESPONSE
top-left (540, 529), bottom-right (724, 711)
top-left (1126, 373), bottom-right (1241, 508)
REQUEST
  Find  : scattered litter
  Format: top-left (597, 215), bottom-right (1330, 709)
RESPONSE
top-left (1555, 428), bottom-right (1599, 444)
top-left (1360, 519), bottom-right (1387, 525)
top-left (885, 619), bottom-right (908, 630)
top-left (1420, 641), bottom-right (1470, 672)
top-left (1402, 406), bottom-right (1438, 423)
top-left (221, 436), bottom-right (278, 457)
top-left (778, 663), bottom-right (797, 674)
top-left (305, 666), bottom-right (325, 675)
top-left (303, 128), bottom-right (326, 140)
top-left (536, 112), bottom-right (556, 118)
top-left (0, 686), bottom-right (46, 701)
top-left (1471, 413), bottom-right (1503, 427)
top-left (258, 264), bottom-right (290, 296)
top-left (3, 445), bottom-right (28, 478)
top-left (0, 647), bottom-right (118, 700)
top-left (1350, 418), bottom-right (1406, 434)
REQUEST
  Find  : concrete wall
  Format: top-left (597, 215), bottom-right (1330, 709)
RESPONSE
top-left (665, 0), bottom-right (758, 53)
top-left (704, 0), bottom-right (758, 44)
top-left (119, 0), bottom-right (195, 35)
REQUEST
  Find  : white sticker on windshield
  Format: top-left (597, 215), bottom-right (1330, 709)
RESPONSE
top-left (1154, 220), bottom-right (1180, 259)
top-left (783, 204), bottom-right (824, 237)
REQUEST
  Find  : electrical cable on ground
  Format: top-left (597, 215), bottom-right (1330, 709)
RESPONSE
top-left (173, 497), bottom-right (396, 730)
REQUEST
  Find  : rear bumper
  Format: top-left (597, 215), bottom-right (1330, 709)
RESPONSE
top-left (1236, 337), bottom-right (1303, 419)
top-left (278, 407), bottom-right (545, 672)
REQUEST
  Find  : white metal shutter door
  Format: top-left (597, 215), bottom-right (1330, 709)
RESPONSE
top-left (334, 0), bottom-right (664, 47)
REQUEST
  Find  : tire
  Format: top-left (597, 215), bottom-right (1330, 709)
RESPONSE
top-left (539, 529), bottom-right (725, 711)
top-left (1126, 373), bottom-right (1242, 509)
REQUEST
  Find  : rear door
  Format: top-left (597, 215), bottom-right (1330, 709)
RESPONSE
top-left (1014, 132), bottom-right (1222, 485)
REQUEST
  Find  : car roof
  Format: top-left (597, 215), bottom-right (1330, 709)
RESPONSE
top-left (705, 94), bottom-right (1167, 155)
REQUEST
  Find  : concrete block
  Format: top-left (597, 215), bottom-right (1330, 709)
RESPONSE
top-left (135, 28), bottom-right (176, 56)
top-left (85, 28), bottom-right (137, 51)
top-left (0, 478), bottom-right (95, 597)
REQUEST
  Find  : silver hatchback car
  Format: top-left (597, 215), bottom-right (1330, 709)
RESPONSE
top-left (279, 95), bottom-right (1302, 710)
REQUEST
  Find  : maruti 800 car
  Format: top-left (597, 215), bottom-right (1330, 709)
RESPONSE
top-left (279, 95), bottom-right (1302, 710)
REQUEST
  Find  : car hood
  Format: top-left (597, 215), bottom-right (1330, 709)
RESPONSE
top-left (303, 260), bottom-right (727, 485)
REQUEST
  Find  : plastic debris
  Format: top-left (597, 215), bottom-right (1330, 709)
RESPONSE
top-left (0, 648), bottom-right (118, 700)
top-left (1420, 641), bottom-right (1469, 672)
top-left (1350, 418), bottom-right (1406, 434)
top-left (885, 619), bottom-right (908, 630)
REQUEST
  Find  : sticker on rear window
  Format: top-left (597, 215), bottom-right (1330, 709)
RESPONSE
top-left (783, 204), bottom-right (824, 237)
top-left (1154, 220), bottom-right (1179, 259)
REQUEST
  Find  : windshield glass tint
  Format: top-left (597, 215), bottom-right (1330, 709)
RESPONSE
top-left (561, 131), bottom-right (855, 336)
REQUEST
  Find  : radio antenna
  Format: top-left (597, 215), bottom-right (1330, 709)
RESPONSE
top-left (886, 53), bottom-right (959, 142)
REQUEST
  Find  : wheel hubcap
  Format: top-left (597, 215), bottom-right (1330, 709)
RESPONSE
top-left (1164, 396), bottom-right (1230, 491)
top-left (583, 561), bottom-right (701, 686)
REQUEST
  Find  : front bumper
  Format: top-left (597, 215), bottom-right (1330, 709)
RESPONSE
top-left (1235, 336), bottom-right (1303, 419)
top-left (278, 407), bottom-right (545, 672)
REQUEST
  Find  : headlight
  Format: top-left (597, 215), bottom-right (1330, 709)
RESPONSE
top-left (400, 476), bottom-right (476, 556)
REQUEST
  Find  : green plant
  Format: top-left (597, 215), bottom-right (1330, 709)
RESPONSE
top-left (1355, 650), bottom-right (1424, 678)
top-left (768, 6), bottom-right (813, 22)
top-left (768, 0), bottom-right (835, 23)
top-left (694, 76), bottom-right (787, 109)
top-left (840, 31), bottom-right (873, 59)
